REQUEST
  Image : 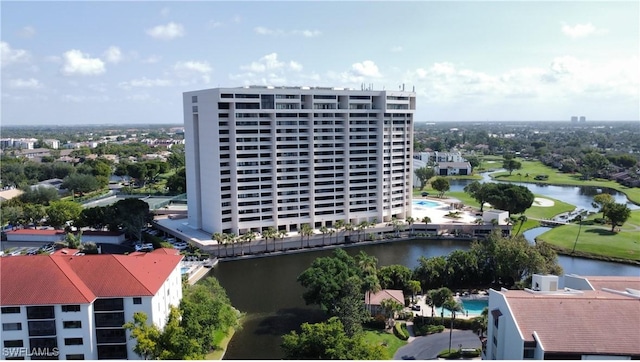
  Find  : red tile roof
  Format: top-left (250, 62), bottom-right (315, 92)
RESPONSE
top-left (1, 251), bottom-right (182, 306)
top-left (504, 283), bottom-right (640, 356)
top-left (5, 229), bottom-right (65, 236)
top-left (586, 276), bottom-right (640, 292)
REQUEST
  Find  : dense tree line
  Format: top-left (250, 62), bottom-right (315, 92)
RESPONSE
top-left (124, 277), bottom-right (239, 360)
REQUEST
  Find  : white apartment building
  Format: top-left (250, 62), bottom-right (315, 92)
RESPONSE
top-left (183, 86), bottom-right (416, 235)
top-left (485, 274), bottom-right (640, 360)
top-left (0, 248), bottom-right (183, 360)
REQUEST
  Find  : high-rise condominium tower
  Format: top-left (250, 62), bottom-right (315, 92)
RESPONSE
top-left (183, 86), bottom-right (415, 235)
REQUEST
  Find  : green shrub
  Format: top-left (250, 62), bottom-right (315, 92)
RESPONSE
top-left (393, 322), bottom-right (409, 340)
top-left (364, 315), bottom-right (386, 330)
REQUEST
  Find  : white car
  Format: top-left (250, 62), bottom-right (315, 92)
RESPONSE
top-left (135, 243), bottom-right (154, 252)
top-left (173, 242), bottom-right (188, 250)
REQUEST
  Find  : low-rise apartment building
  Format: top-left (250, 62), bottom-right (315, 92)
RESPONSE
top-left (485, 274), bottom-right (640, 360)
top-left (0, 248), bottom-right (183, 360)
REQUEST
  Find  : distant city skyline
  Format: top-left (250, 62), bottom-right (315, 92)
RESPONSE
top-left (2, 1), bottom-right (638, 126)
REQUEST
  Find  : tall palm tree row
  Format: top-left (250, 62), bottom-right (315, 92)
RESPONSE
top-left (262, 227), bottom-right (277, 253)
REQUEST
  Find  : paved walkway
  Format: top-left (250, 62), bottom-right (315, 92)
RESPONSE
top-left (393, 329), bottom-right (481, 360)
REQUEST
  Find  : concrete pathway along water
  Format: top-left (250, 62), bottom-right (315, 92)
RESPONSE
top-left (393, 329), bottom-right (481, 360)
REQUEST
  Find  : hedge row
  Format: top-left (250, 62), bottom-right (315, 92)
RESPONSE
top-left (393, 322), bottom-right (409, 340)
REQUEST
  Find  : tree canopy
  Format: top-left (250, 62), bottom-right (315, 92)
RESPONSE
top-left (415, 167), bottom-right (435, 190)
top-left (484, 183), bottom-right (535, 215)
top-left (431, 177), bottom-right (450, 198)
top-left (606, 203), bottom-right (631, 232)
top-left (281, 317), bottom-right (384, 360)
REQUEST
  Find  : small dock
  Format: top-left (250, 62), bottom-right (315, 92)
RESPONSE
top-left (184, 258), bottom-right (218, 285)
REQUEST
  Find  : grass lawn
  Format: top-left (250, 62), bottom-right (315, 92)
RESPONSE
top-left (205, 327), bottom-right (236, 360)
top-left (363, 328), bottom-right (408, 359)
top-left (537, 210), bottom-right (640, 262)
top-left (489, 159), bottom-right (640, 205)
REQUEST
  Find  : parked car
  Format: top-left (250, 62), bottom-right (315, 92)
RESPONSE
top-left (173, 242), bottom-right (188, 250)
top-left (411, 304), bottom-right (421, 311)
top-left (421, 192), bottom-right (429, 197)
top-left (135, 243), bottom-right (154, 252)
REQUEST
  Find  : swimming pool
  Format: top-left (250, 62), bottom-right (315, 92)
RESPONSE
top-left (412, 200), bottom-right (440, 208)
top-left (181, 267), bottom-right (190, 275)
top-left (435, 298), bottom-right (488, 317)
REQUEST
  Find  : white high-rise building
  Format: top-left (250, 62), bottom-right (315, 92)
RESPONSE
top-left (183, 86), bottom-right (416, 235)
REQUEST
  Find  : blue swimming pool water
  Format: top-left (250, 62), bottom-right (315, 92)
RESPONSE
top-left (435, 298), bottom-right (488, 317)
top-left (181, 267), bottom-right (189, 274)
top-left (412, 200), bottom-right (440, 208)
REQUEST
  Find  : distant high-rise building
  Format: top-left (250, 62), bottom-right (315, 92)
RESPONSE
top-left (571, 116), bottom-right (578, 123)
top-left (579, 116), bottom-right (586, 122)
top-left (183, 86), bottom-right (416, 235)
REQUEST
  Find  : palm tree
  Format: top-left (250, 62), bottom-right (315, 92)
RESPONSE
top-left (328, 228), bottom-right (336, 245)
top-left (334, 220), bottom-right (345, 244)
top-left (406, 216), bottom-right (415, 236)
top-left (278, 230), bottom-right (287, 252)
top-left (572, 215), bottom-right (583, 254)
top-left (244, 230), bottom-right (256, 254)
top-left (319, 226), bottom-right (328, 246)
top-left (474, 217), bottom-right (484, 225)
top-left (426, 289), bottom-right (436, 322)
top-left (357, 221), bottom-right (369, 242)
top-left (301, 224), bottom-right (314, 248)
top-left (262, 227), bottom-right (276, 253)
top-left (225, 233), bottom-right (237, 256)
top-left (362, 273), bottom-right (382, 315)
top-left (443, 298), bottom-right (464, 354)
top-left (408, 280), bottom-right (422, 304)
top-left (380, 298), bottom-right (404, 326)
top-left (516, 214), bottom-right (528, 235)
top-left (344, 222), bottom-right (354, 243)
top-left (212, 232), bottom-right (224, 257)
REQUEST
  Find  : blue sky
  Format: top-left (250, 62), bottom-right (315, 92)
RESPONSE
top-left (2, 1), bottom-right (638, 125)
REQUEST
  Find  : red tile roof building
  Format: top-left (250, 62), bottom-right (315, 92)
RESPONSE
top-left (485, 274), bottom-right (640, 360)
top-left (0, 248), bottom-right (183, 360)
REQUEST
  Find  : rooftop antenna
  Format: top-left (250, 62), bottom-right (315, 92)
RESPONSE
top-left (402, 83), bottom-right (405, 91)
top-left (412, 85), bottom-right (415, 92)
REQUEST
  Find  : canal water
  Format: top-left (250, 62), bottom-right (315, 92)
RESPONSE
top-left (213, 177), bottom-right (639, 359)
top-left (211, 239), bottom-right (640, 359)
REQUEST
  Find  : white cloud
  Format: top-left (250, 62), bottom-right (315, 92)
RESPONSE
top-left (406, 55), bottom-right (639, 106)
top-left (232, 53), bottom-right (305, 85)
top-left (254, 26), bottom-right (321, 37)
top-left (390, 46), bottom-right (403, 53)
top-left (61, 49), bottom-right (106, 76)
top-left (103, 46), bottom-right (123, 63)
top-left (239, 53), bottom-right (303, 74)
top-left (1, 42), bottom-right (31, 67)
top-left (119, 77), bottom-right (172, 89)
top-left (8, 78), bottom-right (43, 89)
top-left (19, 26), bottom-right (36, 38)
top-left (561, 23), bottom-right (607, 38)
top-left (208, 20), bottom-right (223, 29)
top-left (351, 60), bottom-right (382, 78)
top-left (174, 61), bottom-right (212, 84)
top-left (146, 22), bottom-right (185, 40)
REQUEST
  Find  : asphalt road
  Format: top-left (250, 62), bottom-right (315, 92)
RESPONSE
top-left (394, 329), bottom-right (481, 360)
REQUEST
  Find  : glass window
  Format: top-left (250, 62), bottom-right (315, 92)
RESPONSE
top-left (61, 305), bottom-right (80, 312)
top-left (2, 323), bottom-right (22, 331)
top-left (63, 321), bottom-right (81, 329)
top-left (65, 355), bottom-right (84, 360)
top-left (1, 307), bottom-right (20, 314)
top-left (26, 306), bottom-right (54, 320)
top-left (64, 338), bottom-right (83, 346)
top-left (28, 321), bottom-right (56, 336)
top-left (3, 340), bottom-right (24, 348)
top-left (133, 297), bottom-right (142, 305)
top-left (191, 95), bottom-right (198, 103)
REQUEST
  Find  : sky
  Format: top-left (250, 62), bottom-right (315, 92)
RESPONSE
top-left (1, 1), bottom-right (639, 126)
